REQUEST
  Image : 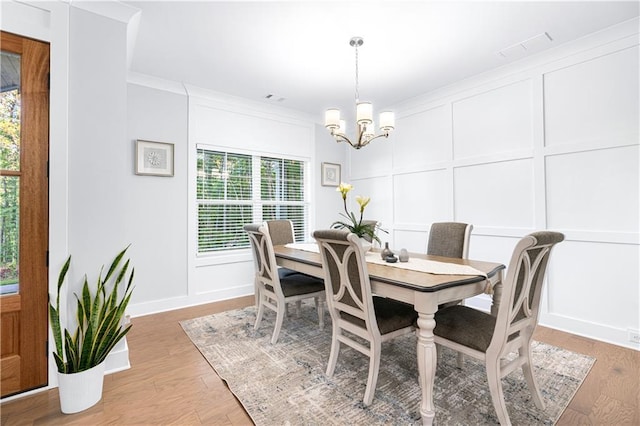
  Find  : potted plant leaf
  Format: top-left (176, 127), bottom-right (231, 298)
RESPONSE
top-left (49, 246), bottom-right (135, 413)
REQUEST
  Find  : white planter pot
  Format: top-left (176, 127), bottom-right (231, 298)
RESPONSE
top-left (57, 361), bottom-right (106, 414)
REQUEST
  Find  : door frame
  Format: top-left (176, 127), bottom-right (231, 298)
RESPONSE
top-left (0, 30), bottom-right (50, 397)
top-left (0, 1), bottom-right (71, 400)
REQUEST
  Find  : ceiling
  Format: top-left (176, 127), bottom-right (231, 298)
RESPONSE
top-left (124, 1), bottom-right (639, 122)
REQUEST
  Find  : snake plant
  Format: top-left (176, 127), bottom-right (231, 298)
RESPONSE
top-left (49, 246), bottom-right (135, 374)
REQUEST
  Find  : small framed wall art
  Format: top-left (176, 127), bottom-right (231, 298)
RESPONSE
top-left (321, 162), bottom-right (341, 187)
top-left (135, 140), bottom-right (174, 177)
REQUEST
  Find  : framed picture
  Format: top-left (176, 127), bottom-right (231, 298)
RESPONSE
top-left (321, 162), bottom-right (341, 187)
top-left (135, 140), bottom-right (174, 177)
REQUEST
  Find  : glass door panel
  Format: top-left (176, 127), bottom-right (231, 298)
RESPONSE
top-left (1, 51), bottom-right (21, 296)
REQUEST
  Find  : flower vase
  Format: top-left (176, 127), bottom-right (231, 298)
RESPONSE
top-left (381, 242), bottom-right (394, 260)
top-left (358, 237), bottom-right (373, 253)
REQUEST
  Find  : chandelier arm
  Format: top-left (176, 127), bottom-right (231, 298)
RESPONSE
top-left (362, 133), bottom-right (389, 144)
top-left (333, 134), bottom-right (355, 147)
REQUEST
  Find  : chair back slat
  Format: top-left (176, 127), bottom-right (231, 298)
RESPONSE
top-left (314, 229), bottom-right (378, 335)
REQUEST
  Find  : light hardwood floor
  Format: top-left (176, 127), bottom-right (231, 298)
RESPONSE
top-left (1, 296), bottom-right (638, 425)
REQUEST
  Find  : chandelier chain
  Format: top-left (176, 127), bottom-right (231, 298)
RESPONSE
top-left (354, 41), bottom-right (359, 102)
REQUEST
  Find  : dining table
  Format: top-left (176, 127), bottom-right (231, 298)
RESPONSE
top-left (273, 243), bottom-right (505, 425)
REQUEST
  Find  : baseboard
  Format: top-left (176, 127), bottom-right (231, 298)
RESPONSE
top-left (466, 294), bottom-right (639, 351)
top-left (126, 283), bottom-right (254, 318)
top-left (540, 312), bottom-right (640, 351)
top-left (105, 338), bottom-right (131, 375)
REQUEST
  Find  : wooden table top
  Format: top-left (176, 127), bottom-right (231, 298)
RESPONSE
top-left (273, 244), bottom-right (505, 293)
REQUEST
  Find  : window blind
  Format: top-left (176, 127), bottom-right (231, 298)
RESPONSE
top-left (197, 148), bottom-right (309, 253)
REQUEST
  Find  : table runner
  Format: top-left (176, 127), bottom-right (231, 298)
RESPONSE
top-left (284, 243), bottom-right (487, 278)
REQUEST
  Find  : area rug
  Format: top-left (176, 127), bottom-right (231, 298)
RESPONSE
top-left (180, 303), bottom-right (595, 425)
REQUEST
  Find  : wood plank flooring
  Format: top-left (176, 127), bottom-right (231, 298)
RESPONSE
top-left (1, 296), bottom-right (638, 425)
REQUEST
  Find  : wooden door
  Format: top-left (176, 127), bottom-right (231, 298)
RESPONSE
top-left (0, 31), bottom-right (50, 397)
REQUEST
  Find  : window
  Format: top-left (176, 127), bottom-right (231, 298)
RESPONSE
top-left (197, 146), bottom-right (309, 254)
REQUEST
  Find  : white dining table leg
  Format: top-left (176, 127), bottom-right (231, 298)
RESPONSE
top-left (490, 270), bottom-right (504, 317)
top-left (415, 294), bottom-right (438, 425)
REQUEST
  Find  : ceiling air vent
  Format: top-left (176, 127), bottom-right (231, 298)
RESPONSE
top-left (264, 94), bottom-right (286, 102)
top-left (498, 32), bottom-right (553, 59)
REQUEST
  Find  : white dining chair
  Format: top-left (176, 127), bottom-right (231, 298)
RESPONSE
top-left (433, 231), bottom-right (564, 425)
top-left (313, 229), bottom-right (418, 406)
top-left (427, 222), bottom-right (473, 310)
top-left (244, 223), bottom-right (325, 344)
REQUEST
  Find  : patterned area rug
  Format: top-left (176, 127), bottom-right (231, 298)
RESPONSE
top-left (180, 303), bottom-right (594, 425)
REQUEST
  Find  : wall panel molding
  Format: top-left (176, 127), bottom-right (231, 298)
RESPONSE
top-left (350, 18), bottom-right (640, 349)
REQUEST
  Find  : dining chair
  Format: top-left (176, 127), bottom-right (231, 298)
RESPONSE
top-left (313, 229), bottom-right (418, 406)
top-left (433, 231), bottom-right (564, 425)
top-left (427, 222), bottom-right (474, 367)
top-left (244, 224), bottom-right (325, 344)
top-left (266, 219), bottom-right (305, 314)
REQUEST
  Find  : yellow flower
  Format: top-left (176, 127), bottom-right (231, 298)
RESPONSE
top-left (332, 183), bottom-right (386, 245)
top-left (355, 195), bottom-right (370, 213)
top-left (336, 182), bottom-right (353, 200)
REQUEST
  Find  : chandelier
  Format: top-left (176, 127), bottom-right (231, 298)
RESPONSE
top-left (324, 37), bottom-right (395, 150)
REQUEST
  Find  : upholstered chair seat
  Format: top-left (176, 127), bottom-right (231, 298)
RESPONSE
top-left (434, 305), bottom-right (516, 352)
top-left (340, 297), bottom-right (417, 335)
top-left (272, 273), bottom-right (325, 297)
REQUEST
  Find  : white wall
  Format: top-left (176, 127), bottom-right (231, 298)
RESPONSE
top-left (66, 5), bottom-right (138, 374)
top-left (125, 82), bottom-right (189, 312)
top-left (314, 124), bottom-right (348, 232)
top-left (123, 81), bottom-right (326, 316)
top-left (185, 87), bottom-right (318, 307)
top-left (347, 18), bottom-right (640, 350)
top-left (67, 7), bottom-right (129, 289)
top-left (122, 80), bottom-right (347, 315)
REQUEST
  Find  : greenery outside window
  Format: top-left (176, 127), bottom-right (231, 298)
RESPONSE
top-left (197, 146), bottom-right (309, 254)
